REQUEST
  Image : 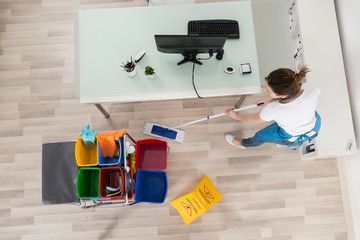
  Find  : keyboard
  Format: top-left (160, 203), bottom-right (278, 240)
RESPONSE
top-left (188, 20), bottom-right (240, 39)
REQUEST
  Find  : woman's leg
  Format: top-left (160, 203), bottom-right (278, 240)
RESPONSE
top-left (242, 134), bottom-right (292, 147)
top-left (273, 140), bottom-right (293, 145)
top-left (241, 133), bottom-right (266, 147)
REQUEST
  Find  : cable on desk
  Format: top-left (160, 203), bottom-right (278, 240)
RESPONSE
top-left (192, 62), bottom-right (202, 98)
top-left (192, 53), bottom-right (213, 98)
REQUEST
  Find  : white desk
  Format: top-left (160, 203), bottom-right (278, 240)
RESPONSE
top-left (75, 1), bottom-right (261, 116)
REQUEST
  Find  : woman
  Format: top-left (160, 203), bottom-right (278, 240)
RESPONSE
top-left (225, 66), bottom-right (321, 149)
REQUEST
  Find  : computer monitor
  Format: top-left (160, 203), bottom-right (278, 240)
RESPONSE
top-left (154, 35), bottom-right (226, 65)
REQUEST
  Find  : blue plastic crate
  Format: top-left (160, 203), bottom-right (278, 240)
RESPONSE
top-left (98, 136), bottom-right (125, 166)
top-left (134, 170), bottom-right (167, 203)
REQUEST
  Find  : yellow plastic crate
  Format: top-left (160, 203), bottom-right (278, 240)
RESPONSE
top-left (75, 136), bottom-right (98, 167)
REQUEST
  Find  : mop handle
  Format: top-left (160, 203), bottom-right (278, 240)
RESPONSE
top-left (173, 102), bottom-right (264, 129)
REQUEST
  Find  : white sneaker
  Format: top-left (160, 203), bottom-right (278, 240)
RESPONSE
top-left (225, 134), bottom-right (246, 149)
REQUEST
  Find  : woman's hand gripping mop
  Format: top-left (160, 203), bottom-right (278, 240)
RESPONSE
top-left (143, 103), bottom-right (264, 143)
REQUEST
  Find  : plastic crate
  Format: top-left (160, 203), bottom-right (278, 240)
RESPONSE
top-left (76, 168), bottom-right (100, 199)
top-left (75, 137), bottom-right (98, 167)
top-left (134, 170), bottom-right (167, 203)
top-left (100, 167), bottom-right (125, 199)
top-left (135, 139), bottom-right (167, 171)
top-left (98, 136), bottom-right (125, 166)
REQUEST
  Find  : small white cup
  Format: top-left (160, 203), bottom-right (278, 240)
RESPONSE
top-left (127, 68), bottom-right (136, 78)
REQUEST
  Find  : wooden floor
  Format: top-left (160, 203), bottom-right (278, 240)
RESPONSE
top-left (0, 0), bottom-right (348, 239)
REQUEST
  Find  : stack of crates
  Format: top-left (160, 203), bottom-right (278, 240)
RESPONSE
top-left (134, 139), bottom-right (168, 204)
top-left (75, 134), bottom-right (135, 201)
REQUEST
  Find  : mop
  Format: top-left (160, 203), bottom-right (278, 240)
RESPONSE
top-left (143, 103), bottom-right (264, 144)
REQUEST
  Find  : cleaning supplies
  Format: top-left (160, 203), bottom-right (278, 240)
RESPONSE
top-left (80, 124), bottom-right (99, 147)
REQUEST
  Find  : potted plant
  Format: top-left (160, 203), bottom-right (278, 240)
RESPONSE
top-left (145, 66), bottom-right (155, 79)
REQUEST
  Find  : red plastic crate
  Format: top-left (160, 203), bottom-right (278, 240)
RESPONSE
top-left (100, 167), bottom-right (125, 199)
top-left (135, 139), bottom-right (167, 171)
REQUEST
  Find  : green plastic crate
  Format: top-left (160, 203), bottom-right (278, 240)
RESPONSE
top-left (76, 168), bottom-right (100, 199)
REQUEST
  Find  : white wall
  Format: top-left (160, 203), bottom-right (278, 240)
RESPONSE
top-left (251, 0), bottom-right (294, 85)
top-left (334, 0), bottom-right (360, 228)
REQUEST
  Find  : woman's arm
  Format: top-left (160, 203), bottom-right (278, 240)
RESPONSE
top-left (256, 96), bottom-right (274, 106)
top-left (225, 110), bottom-right (265, 123)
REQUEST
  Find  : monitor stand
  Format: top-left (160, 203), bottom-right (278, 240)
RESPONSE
top-left (177, 53), bottom-right (202, 65)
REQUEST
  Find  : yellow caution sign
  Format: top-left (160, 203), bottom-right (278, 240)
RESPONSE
top-left (171, 175), bottom-right (222, 225)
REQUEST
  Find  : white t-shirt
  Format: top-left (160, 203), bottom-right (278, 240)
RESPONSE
top-left (259, 82), bottom-right (321, 136)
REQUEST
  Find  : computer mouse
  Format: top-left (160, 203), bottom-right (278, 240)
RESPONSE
top-left (216, 49), bottom-right (224, 60)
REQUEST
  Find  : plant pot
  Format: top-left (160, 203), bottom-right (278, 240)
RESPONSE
top-left (145, 74), bottom-right (155, 79)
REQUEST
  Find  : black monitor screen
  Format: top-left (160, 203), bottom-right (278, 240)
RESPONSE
top-left (154, 35), bottom-right (226, 65)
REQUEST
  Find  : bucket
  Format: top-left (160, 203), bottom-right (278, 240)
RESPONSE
top-left (76, 168), bottom-right (100, 199)
top-left (75, 137), bottom-right (98, 167)
top-left (134, 170), bottom-right (167, 203)
top-left (135, 139), bottom-right (167, 171)
top-left (98, 136), bottom-right (124, 166)
top-left (100, 167), bottom-right (125, 199)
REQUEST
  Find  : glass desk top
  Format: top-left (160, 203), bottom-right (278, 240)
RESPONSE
top-left (75, 1), bottom-right (261, 103)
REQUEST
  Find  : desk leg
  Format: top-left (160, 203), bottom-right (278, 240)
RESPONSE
top-left (95, 104), bottom-right (110, 118)
top-left (235, 95), bottom-right (247, 108)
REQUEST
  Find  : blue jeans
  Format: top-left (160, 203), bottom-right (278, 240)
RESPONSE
top-left (242, 111), bottom-right (321, 149)
top-left (242, 133), bottom-right (293, 147)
